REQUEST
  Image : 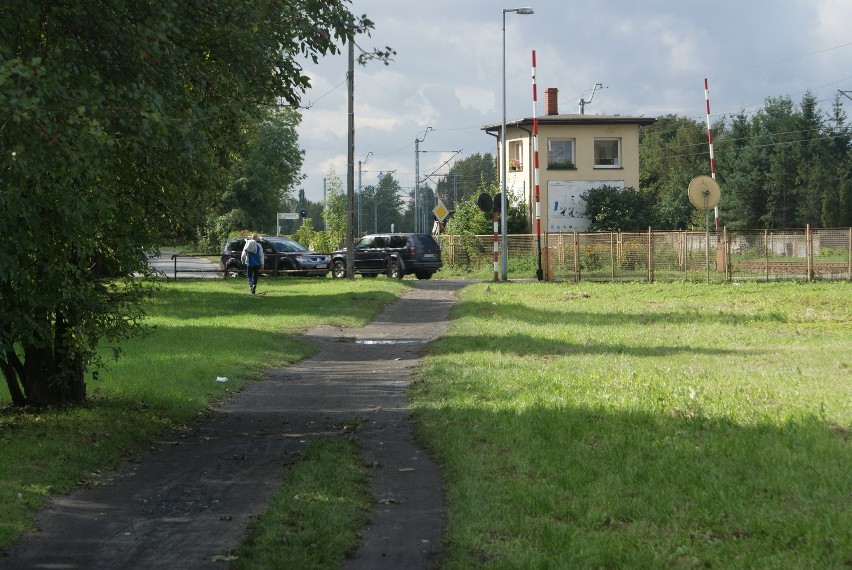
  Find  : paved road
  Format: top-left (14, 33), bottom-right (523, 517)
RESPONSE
top-left (1, 280), bottom-right (471, 569)
top-left (147, 249), bottom-right (222, 278)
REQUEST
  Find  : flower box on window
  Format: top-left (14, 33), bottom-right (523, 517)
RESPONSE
top-left (509, 158), bottom-right (523, 171)
top-left (547, 161), bottom-right (575, 170)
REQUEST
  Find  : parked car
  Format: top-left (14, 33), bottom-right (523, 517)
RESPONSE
top-left (221, 236), bottom-right (330, 277)
top-left (330, 233), bottom-right (442, 280)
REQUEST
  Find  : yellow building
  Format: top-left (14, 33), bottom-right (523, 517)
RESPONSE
top-left (483, 88), bottom-right (655, 232)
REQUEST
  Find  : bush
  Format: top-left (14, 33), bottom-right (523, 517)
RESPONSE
top-left (198, 209), bottom-right (251, 253)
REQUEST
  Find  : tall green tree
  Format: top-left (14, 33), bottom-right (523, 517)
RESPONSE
top-left (434, 153), bottom-right (497, 209)
top-left (1, 0), bottom-right (382, 406)
top-left (824, 97), bottom-right (852, 227)
top-left (201, 106), bottom-right (305, 249)
top-left (718, 110), bottom-right (771, 229)
top-left (361, 172), bottom-right (404, 234)
top-left (224, 107), bottom-right (305, 232)
top-left (715, 93), bottom-right (852, 229)
top-left (639, 115), bottom-right (710, 229)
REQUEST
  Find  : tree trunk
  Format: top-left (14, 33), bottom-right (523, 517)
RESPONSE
top-left (20, 344), bottom-right (87, 407)
top-left (2, 312), bottom-right (88, 407)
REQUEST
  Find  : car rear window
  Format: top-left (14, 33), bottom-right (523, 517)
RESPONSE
top-left (413, 234), bottom-right (439, 249)
top-left (226, 240), bottom-right (245, 252)
top-left (387, 235), bottom-right (407, 248)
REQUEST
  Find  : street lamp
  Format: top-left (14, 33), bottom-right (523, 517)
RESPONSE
top-left (501, 7), bottom-right (533, 281)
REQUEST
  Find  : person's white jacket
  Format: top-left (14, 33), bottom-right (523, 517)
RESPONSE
top-left (240, 239), bottom-right (265, 266)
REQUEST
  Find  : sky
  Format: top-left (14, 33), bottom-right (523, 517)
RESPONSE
top-left (294, 0), bottom-right (852, 204)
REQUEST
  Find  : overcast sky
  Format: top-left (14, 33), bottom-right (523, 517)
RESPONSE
top-left (294, 0), bottom-right (852, 203)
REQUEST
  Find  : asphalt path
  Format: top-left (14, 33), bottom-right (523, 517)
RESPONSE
top-left (1, 279), bottom-right (472, 569)
top-left (147, 249), bottom-right (222, 279)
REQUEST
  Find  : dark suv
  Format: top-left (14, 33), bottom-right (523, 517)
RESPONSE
top-left (330, 233), bottom-right (442, 280)
top-left (221, 236), bottom-right (330, 277)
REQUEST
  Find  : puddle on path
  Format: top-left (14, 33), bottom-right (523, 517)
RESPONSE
top-left (355, 339), bottom-right (428, 345)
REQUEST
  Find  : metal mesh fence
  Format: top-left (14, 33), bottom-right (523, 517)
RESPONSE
top-left (438, 227), bottom-right (852, 282)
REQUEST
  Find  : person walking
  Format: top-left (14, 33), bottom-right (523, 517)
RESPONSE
top-left (241, 233), bottom-right (265, 294)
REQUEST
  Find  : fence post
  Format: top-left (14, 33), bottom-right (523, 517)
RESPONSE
top-left (573, 230), bottom-right (580, 283)
top-left (617, 231), bottom-right (623, 280)
top-left (610, 232), bottom-right (615, 281)
top-left (647, 226), bottom-right (654, 283)
top-left (848, 227), bottom-right (851, 282)
top-left (764, 229), bottom-right (769, 282)
top-left (806, 224), bottom-right (813, 282)
top-left (727, 228), bottom-right (732, 281)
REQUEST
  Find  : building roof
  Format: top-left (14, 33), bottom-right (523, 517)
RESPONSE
top-left (482, 113), bottom-right (656, 133)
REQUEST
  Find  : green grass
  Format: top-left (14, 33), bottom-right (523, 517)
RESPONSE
top-left (0, 277), bottom-right (405, 547)
top-left (234, 438), bottom-right (373, 569)
top-left (3, 278), bottom-right (851, 568)
top-left (410, 281), bottom-right (852, 568)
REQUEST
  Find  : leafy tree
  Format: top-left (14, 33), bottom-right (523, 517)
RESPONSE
top-left (639, 114), bottom-right (709, 229)
top-left (582, 185), bottom-right (657, 231)
top-left (445, 178), bottom-right (527, 236)
top-left (1, 1), bottom-right (382, 406)
top-left (320, 170), bottom-right (347, 251)
top-left (199, 106), bottom-right (305, 251)
top-left (361, 172), bottom-right (404, 234)
top-left (714, 93), bottom-right (852, 229)
top-left (640, 94), bottom-right (852, 230)
top-left (446, 196), bottom-right (494, 237)
top-left (434, 153), bottom-right (497, 209)
top-left (718, 110), bottom-right (771, 229)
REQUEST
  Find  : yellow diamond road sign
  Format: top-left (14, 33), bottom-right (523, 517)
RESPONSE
top-left (433, 200), bottom-right (449, 222)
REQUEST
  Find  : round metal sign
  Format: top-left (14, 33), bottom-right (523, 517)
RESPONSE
top-left (687, 175), bottom-right (721, 209)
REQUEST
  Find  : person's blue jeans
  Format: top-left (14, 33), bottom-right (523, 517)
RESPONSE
top-left (246, 265), bottom-right (260, 292)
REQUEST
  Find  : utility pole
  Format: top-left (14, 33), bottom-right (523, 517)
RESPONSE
top-left (357, 152), bottom-right (372, 237)
top-left (346, 27), bottom-right (355, 278)
top-left (414, 127), bottom-right (432, 233)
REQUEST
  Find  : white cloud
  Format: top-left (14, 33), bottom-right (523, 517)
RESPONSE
top-left (293, 0), bottom-right (852, 202)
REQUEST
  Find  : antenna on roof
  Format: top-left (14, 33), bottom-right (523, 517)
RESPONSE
top-left (578, 83), bottom-right (604, 115)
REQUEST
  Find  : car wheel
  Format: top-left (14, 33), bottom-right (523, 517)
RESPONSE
top-left (415, 271), bottom-right (433, 280)
top-left (224, 263), bottom-right (243, 278)
top-left (331, 259), bottom-right (347, 279)
top-left (387, 260), bottom-right (403, 280)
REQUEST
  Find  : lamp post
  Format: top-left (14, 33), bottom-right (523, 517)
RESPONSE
top-left (501, 7), bottom-right (534, 281)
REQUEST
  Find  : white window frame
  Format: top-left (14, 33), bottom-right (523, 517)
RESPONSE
top-left (547, 138), bottom-right (575, 167)
top-left (508, 140), bottom-right (524, 172)
top-left (594, 138), bottom-right (621, 168)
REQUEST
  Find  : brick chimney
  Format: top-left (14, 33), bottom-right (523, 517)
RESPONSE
top-left (544, 88), bottom-right (559, 116)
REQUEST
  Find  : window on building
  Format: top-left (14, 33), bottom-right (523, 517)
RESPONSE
top-left (508, 140), bottom-right (523, 171)
top-left (547, 139), bottom-right (575, 168)
top-left (594, 138), bottom-right (621, 167)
